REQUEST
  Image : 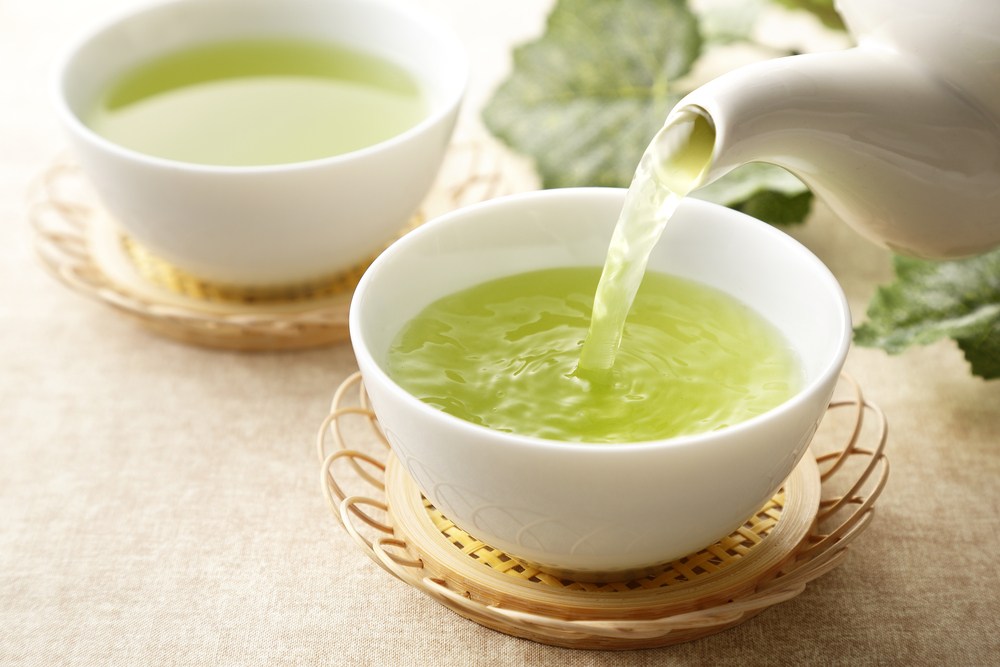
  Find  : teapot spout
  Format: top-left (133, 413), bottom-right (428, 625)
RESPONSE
top-left (668, 47), bottom-right (1000, 258)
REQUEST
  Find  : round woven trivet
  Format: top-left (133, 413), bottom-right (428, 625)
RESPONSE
top-left (28, 139), bottom-right (518, 350)
top-left (318, 373), bottom-right (888, 650)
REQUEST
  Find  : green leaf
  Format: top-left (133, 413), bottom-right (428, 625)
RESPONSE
top-left (854, 250), bottom-right (1000, 379)
top-left (483, 0), bottom-right (815, 226)
top-left (693, 163), bottom-right (812, 225)
top-left (483, 0), bottom-right (702, 189)
top-left (697, 0), bottom-right (768, 44)
top-left (729, 188), bottom-right (813, 225)
top-left (771, 0), bottom-right (846, 31)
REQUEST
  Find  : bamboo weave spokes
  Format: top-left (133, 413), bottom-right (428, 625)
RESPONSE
top-left (318, 372), bottom-right (888, 649)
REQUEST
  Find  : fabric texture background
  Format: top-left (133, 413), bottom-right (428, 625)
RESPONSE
top-left (2, 1), bottom-right (998, 665)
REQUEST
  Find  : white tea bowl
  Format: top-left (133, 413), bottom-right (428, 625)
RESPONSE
top-left (54, 0), bottom-right (467, 287)
top-left (350, 188), bottom-right (851, 576)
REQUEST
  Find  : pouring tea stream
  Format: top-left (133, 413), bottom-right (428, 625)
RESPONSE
top-left (580, 0), bottom-right (1000, 372)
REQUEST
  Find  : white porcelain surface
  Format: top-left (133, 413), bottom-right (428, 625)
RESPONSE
top-left (350, 188), bottom-right (851, 575)
top-left (670, 0), bottom-right (1000, 259)
top-left (54, 0), bottom-right (466, 286)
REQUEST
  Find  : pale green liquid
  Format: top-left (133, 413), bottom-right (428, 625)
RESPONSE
top-left (387, 267), bottom-right (800, 443)
top-left (579, 108), bottom-right (717, 373)
top-left (86, 39), bottom-right (427, 166)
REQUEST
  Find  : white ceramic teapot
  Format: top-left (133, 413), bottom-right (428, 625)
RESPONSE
top-left (658, 0), bottom-right (1000, 258)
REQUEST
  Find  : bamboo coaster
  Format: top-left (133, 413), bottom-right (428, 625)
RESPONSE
top-left (118, 230), bottom-right (386, 305)
top-left (318, 373), bottom-right (889, 650)
top-left (384, 452), bottom-right (818, 618)
top-left (28, 138), bottom-right (518, 351)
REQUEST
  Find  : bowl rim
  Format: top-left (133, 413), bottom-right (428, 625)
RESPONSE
top-left (350, 187), bottom-right (853, 455)
top-left (51, 0), bottom-right (469, 174)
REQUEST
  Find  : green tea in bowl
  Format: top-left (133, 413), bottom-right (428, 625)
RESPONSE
top-left (86, 38), bottom-right (427, 166)
top-left (387, 266), bottom-right (801, 443)
top-left (350, 188), bottom-right (851, 576)
top-left (54, 0), bottom-right (467, 287)
top-left (386, 107), bottom-right (798, 445)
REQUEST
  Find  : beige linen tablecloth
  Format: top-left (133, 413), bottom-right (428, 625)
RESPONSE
top-left (3, 1), bottom-right (998, 665)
